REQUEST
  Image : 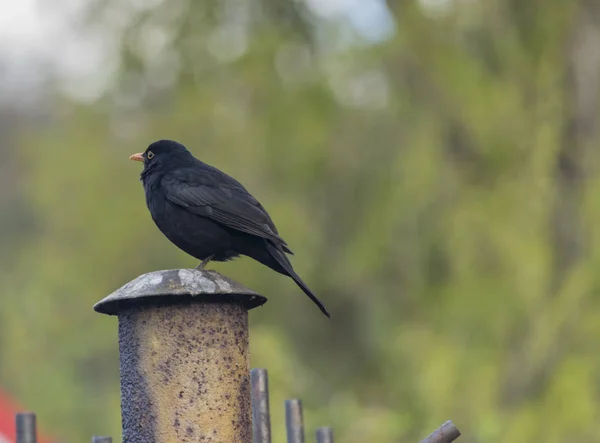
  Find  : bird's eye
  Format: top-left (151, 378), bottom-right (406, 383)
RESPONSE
top-left (147, 151), bottom-right (155, 160)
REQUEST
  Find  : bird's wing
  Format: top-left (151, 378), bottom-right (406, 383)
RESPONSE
top-left (161, 169), bottom-right (292, 250)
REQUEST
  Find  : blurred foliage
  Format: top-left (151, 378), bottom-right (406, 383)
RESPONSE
top-left (1, 0), bottom-right (600, 442)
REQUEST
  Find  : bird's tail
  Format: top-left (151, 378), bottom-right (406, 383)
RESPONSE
top-left (265, 242), bottom-right (331, 318)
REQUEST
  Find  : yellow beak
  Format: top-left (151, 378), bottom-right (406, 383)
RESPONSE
top-left (129, 153), bottom-right (144, 162)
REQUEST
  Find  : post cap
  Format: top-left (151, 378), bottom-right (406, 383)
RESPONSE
top-left (94, 269), bottom-right (267, 315)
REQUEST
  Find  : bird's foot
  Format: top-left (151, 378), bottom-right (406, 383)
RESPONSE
top-left (195, 255), bottom-right (215, 271)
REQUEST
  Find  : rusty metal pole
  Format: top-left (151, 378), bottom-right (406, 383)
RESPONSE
top-left (285, 399), bottom-right (305, 443)
top-left (250, 368), bottom-right (272, 443)
top-left (420, 421), bottom-right (461, 443)
top-left (16, 413), bottom-right (36, 443)
top-left (94, 269), bottom-right (267, 443)
top-left (316, 427), bottom-right (334, 443)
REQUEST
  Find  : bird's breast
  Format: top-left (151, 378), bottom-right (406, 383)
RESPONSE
top-left (147, 197), bottom-right (239, 261)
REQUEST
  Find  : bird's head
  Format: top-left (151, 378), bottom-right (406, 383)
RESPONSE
top-left (130, 139), bottom-right (193, 172)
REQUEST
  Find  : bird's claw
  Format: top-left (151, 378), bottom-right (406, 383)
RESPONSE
top-left (195, 255), bottom-right (215, 271)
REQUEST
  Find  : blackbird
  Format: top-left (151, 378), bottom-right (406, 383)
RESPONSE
top-left (130, 139), bottom-right (330, 318)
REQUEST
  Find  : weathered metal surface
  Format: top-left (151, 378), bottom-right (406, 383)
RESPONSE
top-left (316, 427), bottom-right (334, 443)
top-left (250, 368), bottom-right (272, 443)
top-left (420, 420), bottom-right (461, 443)
top-left (94, 269), bottom-right (267, 315)
top-left (92, 437), bottom-right (113, 443)
top-left (118, 302), bottom-right (251, 443)
top-left (16, 413), bottom-right (36, 443)
top-left (285, 399), bottom-right (305, 443)
top-left (94, 269), bottom-right (264, 443)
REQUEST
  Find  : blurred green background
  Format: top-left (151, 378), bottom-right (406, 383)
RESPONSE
top-left (2, 0), bottom-right (600, 442)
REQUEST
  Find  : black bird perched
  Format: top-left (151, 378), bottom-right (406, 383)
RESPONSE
top-left (130, 139), bottom-right (330, 318)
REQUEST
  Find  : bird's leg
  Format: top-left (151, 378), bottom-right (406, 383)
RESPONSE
top-left (195, 255), bottom-right (215, 271)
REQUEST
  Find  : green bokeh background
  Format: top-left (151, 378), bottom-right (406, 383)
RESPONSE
top-left (2, 0), bottom-right (600, 442)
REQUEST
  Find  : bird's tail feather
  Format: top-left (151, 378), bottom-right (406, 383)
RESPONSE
top-left (265, 242), bottom-right (331, 318)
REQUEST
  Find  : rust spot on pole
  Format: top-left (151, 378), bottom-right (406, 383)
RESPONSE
top-left (94, 269), bottom-right (267, 443)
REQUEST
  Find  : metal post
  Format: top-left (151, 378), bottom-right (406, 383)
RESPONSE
top-left (285, 399), bottom-right (305, 443)
top-left (316, 427), bottom-right (334, 443)
top-left (420, 420), bottom-right (461, 443)
top-left (16, 413), bottom-right (36, 443)
top-left (251, 368), bottom-right (272, 443)
top-left (94, 269), bottom-right (267, 443)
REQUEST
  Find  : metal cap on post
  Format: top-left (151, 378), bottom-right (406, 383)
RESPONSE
top-left (94, 269), bottom-right (267, 443)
